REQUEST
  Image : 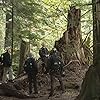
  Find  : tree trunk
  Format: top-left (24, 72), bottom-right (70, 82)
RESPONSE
top-left (5, 11), bottom-right (12, 48)
top-left (75, 65), bottom-right (100, 100)
top-left (93, 0), bottom-right (100, 77)
top-left (11, 0), bottom-right (14, 62)
top-left (55, 6), bottom-right (88, 87)
top-left (4, 0), bottom-right (14, 48)
top-left (76, 0), bottom-right (100, 100)
top-left (18, 39), bottom-right (29, 75)
top-left (55, 6), bottom-right (86, 65)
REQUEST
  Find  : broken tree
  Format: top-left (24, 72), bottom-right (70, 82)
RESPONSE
top-left (55, 6), bottom-right (89, 87)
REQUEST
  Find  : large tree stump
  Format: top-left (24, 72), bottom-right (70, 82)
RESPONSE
top-left (55, 6), bottom-right (89, 88)
top-left (55, 6), bottom-right (86, 65)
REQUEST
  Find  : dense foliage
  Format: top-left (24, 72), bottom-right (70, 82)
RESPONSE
top-left (0, 0), bottom-right (92, 72)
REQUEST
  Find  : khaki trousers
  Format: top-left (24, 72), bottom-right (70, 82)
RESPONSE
top-left (2, 67), bottom-right (13, 82)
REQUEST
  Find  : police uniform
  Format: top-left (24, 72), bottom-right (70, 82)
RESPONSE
top-left (0, 56), bottom-right (3, 80)
top-left (0, 56), bottom-right (2, 63)
top-left (39, 46), bottom-right (49, 72)
top-left (48, 50), bottom-right (64, 97)
top-left (1, 51), bottom-right (13, 82)
top-left (24, 57), bottom-right (38, 94)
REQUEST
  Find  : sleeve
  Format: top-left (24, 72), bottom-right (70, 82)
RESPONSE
top-left (32, 58), bottom-right (38, 74)
top-left (47, 56), bottom-right (53, 70)
top-left (45, 48), bottom-right (49, 54)
top-left (1, 54), bottom-right (3, 63)
top-left (9, 55), bottom-right (12, 66)
top-left (39, 49), bottom-right (42, 57)
top-left (0, 56), bottom-right (2, 63)
top-left (0, 56), bottom-right (2, 65)
top-left (34, 60), bottom-right (38, 74)
top-left (23, 60), bottom-right (28, 73)
top-left (59, 59), bottom-right (64, 73)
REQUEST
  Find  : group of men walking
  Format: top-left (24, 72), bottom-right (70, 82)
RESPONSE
top-left (24, 43), bottom-right (65, 97)
top-left (0, 44), bottom-right (65, 97)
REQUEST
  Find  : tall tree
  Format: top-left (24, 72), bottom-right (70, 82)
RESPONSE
top-left (75, 0), bottom-right (100, 100)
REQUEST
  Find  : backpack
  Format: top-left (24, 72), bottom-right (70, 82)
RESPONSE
top-left (0, 56), bottom-right (2, 63)
top-left (39, 47), bottom-right (49, 57)
top-left (49, 53), bottom-right (63, 73)
top-left (1, 52), bottom-right (11, 67)
top-left (24, 57), bottom-right (37, 75)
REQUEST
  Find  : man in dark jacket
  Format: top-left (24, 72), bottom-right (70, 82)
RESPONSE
top-left (48, 48), bottom-right (64, 97)
top-left (39, 43), bottom-right (49, 59)
top-left (1, 47), bottom-right (13, 82)
top-left (39, 43), bottom-right (49, 73)
top-left (24, 53), bottom-right (38, 95)
top-left (0, 56), bottom-right (3, 80)
top-left (0, 56), bottom-right (2, 65)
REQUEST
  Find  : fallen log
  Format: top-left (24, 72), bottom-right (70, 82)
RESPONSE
top-left (0, 73), bottom-right (31, 99)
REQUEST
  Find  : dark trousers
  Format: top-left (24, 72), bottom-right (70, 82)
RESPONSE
top-left (50, 72), bottom-right (64, 96)
top-left (28, 74), bottom-right (38, 94)
top-left (41, 57), bottom-right (48, 72)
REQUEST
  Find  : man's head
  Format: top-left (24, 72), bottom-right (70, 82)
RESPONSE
top-left (5, 47), bottom-right (11, 53)
top-left (41, 42), bottom-right (45, 47)
top-left (50, 48), bottom-right (57, 55)
top-left (28, 53), bottom-right (33, 58)
top-left (53, 48), bottom-right (57, 52)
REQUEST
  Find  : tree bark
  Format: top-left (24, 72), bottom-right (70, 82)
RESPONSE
top-left (76, 0), bottom-right (100, 100)
top-left (55, 6), bottom-right (86, 65)
top-left (54, 7), bottom-right (89, 87)
top-left (75, 65), bottom-right (100, 100)
top-left (18, 39), bottom-right (29, 75)
top-left (5, 11), bottom-right (12, 48)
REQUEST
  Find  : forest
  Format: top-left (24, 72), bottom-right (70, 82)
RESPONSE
top-left (0, 0), bottom-right (99, 100)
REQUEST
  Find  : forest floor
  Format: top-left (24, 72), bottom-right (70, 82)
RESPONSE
top-left (0, 74), bottom-right (80, 100)
top-left (0, 88), bottom-right (78, 100)
top-left (0, 73), bottom-right (79, 100)
top-left (0, 61), bottom-right (87, 100)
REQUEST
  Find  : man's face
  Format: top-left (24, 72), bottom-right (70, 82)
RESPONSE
top-left (8, 49), bottom-right (11, 53)
top-left (42, 43), bottom-right (45, 47)
top-left (6, 48), bottom-right (11, 53)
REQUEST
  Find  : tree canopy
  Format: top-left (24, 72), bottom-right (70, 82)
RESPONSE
top-left (0, 0), bottom-right (93, 69)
